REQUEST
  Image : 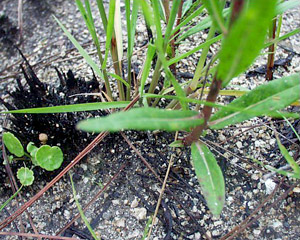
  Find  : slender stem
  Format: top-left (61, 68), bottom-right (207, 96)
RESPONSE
top-left (169, 0), bottom-right (184, 75)
top-left (162, 0), bottom-right (170, 23)
top-left (266, 18), bottom-right (277, 81)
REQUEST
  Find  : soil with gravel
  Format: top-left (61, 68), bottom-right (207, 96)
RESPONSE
top-left (0, 1), bottom-right (300, 240)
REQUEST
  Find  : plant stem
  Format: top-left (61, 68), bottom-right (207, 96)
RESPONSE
top-left (183, 75), bottom-right (222, 145)
top-left (266, 18), bottom-right (277, 81)
top-left (169, 0), bottom-right (184, 75)
top-left (162, 0), bottom-right (170, 23)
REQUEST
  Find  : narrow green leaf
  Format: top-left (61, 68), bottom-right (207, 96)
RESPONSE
top-left (276, 0), bottom-right (300, 15)
top-left (1, 101), bottom-right (129, 114)
top-left (140, 0), bottom-right (154, 29)
top-left (96, 0), bottom-right (108, 32)
top-left (70, 173), bottom-right (100, 240)
top-left (277, 137), bottom-right (300, 177)
top-left (139, 44), bottom-right (156, 96)
top-left (210, 74), bottom-right (300, 129)
top-left (0, 186), bottom-right (23, 213)
top-left (176, 8), bottom-right (230, 43)
top-left (102, 0), bottom-right (116, 70)
top-left (191, 141), bottom-right (225, 217)
top-left (217, 0), bottom-right (277, 86)
top-left (108, 73), bottom-right (130, 87)
top-left (77, 108), bottom-right (203, 132)
top-left (182, 0), bottom-right (193, 17)
top-left (171, 4), bottom-right (205, 38)
top-left (53, 15), bottom-right (104, 80)
top-left (167, 34), bottom-right (222, 66)
top-left (202, 0), bottom-right (227, 34)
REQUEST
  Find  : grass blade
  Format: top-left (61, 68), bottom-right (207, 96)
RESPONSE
top-left (139, 44), bottom-right (156, 96)
top-left (70, 174), bottom-right (100, 240)
top-left (53, 15), bottom-right (104, 81)
top-left (77, 108), bottom-right (203, 132)
top-left (191, 141), bottom-right (225, 217)
top-left (1, 101), bottom-right (130, 114)
top-left (102, 0), bottom-right (116, 70)
top-left (202, 0), bottom-right (227, 35)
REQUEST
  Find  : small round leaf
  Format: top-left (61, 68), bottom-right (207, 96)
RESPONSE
top-left (36, 145), bottom-right (63, 171)
top-left (17, 167), bottom-right (34, 186)
top-left (3, 132), bottom-right (24, 157)
top-left (27, 142), bottom-right (37, 154)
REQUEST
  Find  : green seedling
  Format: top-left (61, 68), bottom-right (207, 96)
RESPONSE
top-left (2, 132), bottom-right (24, 157)
top-left (2, 132), bottom-right (64, 185)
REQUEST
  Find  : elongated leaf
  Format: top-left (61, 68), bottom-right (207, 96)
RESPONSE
top-left (182, 0), bottom-right (193, 17)
top-left (53, 15), bottom-right (104, 80)
top-left (77, 108), bottom-right (203, 132)
top-left (277, 137), bottom-right (300, 178)
top-left (139, 44), bottom-right (156, 96)
top-left (102, 0), bottom-right (116, 70)
top-left (202, 0), bottom-right (227, 34)
top-left (70, 174), bottom-right (100, 240)
top-left (1, 101), bottom-right (129, 114)
top-left (108, 73), bottom-right (130, 87)
top-left (191, 141), bottom-right (225, 217)
top-left (276, 0), bottom-right (300, 15)
top-left (167, 35), bottom-right (222, 66)
top-left (217, 0), bottom-right (276, 86)
top-left (209, 74), bottom-right (300, 129)
top-left (176, 8), bottom-right (230, 43)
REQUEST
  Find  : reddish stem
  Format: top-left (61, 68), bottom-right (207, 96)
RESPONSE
top-left (266, 18), bottom-right (277, 81)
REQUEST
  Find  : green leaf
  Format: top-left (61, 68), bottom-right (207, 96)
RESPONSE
top-left (17, 167), bottom-right (34, 186)
top-left (276, 0), bottom-right (300, 15)
top-left (176, 8), bottom-right (230, 43)
top-left (3, 132), bottom-right (24, 157)
top-left (108, 73), bottom-right (130, 87)
top-left (53, 15), bottom-right (105, 82)
top-left (36, 145), bottom-right (64, 171)
top-left (182, 0), bottom-right (193, 17)
top-left (1, 101), bottom-right (129, 114)
top-left (70, 174), bottom-right (100, 240)
top-left (27, 142), bottom-right (39, 165)
top-left (26, 142), bottom-right (37, 154)
top-left (77, 108), bottom-right (203, 133)
top-left (139, 44), bottom-right (156, 96)
top-left (202, 0), bottom-right (227, 34)
top-left (277, 137), bottom-right (300, 178)
top-left (209, 74), bottom-right (300, 129)
top-left (169, 140), bottom-right (184, 148)
top-left (217, 0), bottom-right (277, 86)
top-left (102, 0), bottom-right (116, 70)
top-left (191, 141), bottom-right (225, 217)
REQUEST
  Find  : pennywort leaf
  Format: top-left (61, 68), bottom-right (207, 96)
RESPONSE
top-left (17, 167), bottom-right (34, 186)
top-left (191, 141), bottom-right (225, 217)
top-left (3, 132), bottom-right (24, 157)
top-left (209, 74), bottom-right (300, 129)
top-left (77, 108), bottom-right (203, 132)
top-left (36, 145), bottom-right (64, 171)
top-left (217, 0), bottom-right (277, 86)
